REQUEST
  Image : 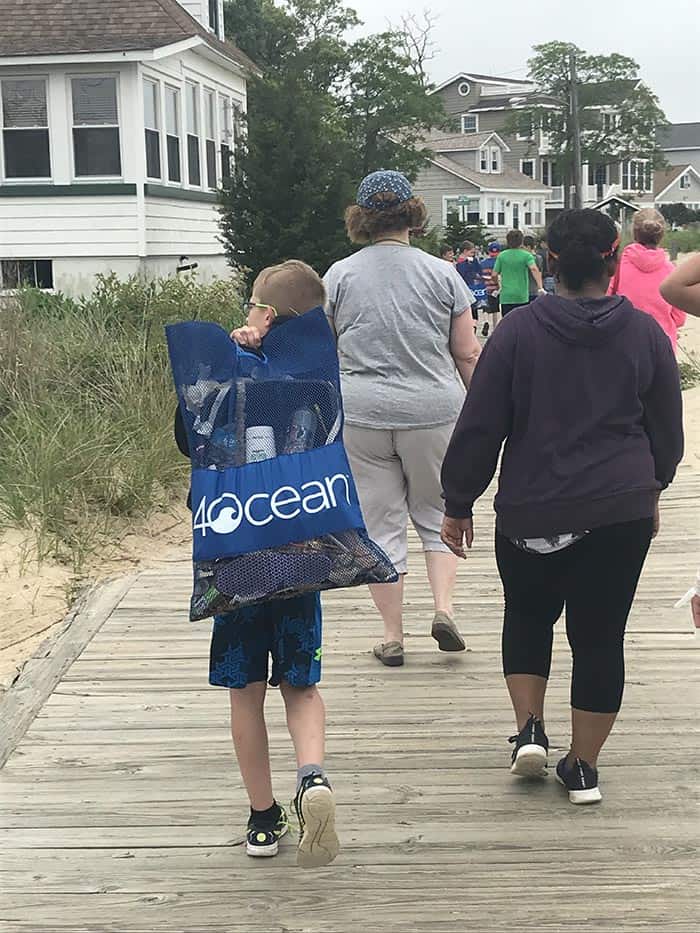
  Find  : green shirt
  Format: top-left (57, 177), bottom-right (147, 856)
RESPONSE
top-left (494, 248), bottom-right (536, 305)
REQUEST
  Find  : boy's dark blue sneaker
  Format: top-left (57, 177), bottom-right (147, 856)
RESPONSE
top-left (556, 756), bottom-right (602, 805)
top-left (293, 773), bottom-right (339, 868)
top-left (245, 805), bottom-right (289, 857)
top-left (508, 713), bottom-right (549, 777)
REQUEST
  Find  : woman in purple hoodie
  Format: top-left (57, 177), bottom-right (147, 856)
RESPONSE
top-left (440, 209), bottom-right (684, 806)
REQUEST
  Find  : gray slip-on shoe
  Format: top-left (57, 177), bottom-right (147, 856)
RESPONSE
top-left (373, 641), bottom-right (404, 666)
top-left (431, 612), bottom-right (466, 652)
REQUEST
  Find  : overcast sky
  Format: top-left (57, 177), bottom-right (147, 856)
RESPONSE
top-left (349, 0), bottom-right (698, 125)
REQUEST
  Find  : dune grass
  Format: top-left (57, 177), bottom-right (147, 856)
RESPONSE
top-left (0, 273), bottom-right (245, 569)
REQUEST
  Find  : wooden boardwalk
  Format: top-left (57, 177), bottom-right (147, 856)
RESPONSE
top-left (1, 469), bottom-right (699, 932)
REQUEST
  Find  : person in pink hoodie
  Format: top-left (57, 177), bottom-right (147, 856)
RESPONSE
top-left (609, 208), bottom-right (686, 351)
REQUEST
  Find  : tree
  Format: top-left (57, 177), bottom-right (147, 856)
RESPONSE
top-left (506, 42), bottom-right (668, 206)
top-left (659, 203), bottom-right (700, 227)
top-left (220, 0), bottom-right (447, 277)
top-left (442, 213), bottom-right (491, 251)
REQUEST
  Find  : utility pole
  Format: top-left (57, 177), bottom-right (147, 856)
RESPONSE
top-left (569, 48), bottom-right (583, 209)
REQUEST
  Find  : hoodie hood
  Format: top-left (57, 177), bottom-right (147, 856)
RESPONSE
top-left (530, 293), bottom-right (636, 347)
top-left (623, 242), bottom-right (669, 273)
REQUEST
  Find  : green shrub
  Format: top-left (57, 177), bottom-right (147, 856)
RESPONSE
top-left (0, 272), bottom-right (245, 568)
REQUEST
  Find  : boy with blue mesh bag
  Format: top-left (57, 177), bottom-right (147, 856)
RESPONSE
top-left (170, 261), bottom-right (396, 868)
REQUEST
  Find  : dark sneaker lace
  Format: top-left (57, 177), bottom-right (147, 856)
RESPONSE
top-left (508, 713), bottom-right (549, 764)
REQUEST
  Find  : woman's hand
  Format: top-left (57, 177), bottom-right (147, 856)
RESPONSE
top-left (441, 516), bottom-right (474, 559)
top-left (230, 325), bottom-right (263, 348)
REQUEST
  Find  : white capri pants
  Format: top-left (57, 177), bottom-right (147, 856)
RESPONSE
top-left (344, 423), bottom-right (454, 575)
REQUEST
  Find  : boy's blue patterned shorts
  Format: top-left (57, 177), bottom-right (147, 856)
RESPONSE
top-left (209, 593), bottom-right (322, 689)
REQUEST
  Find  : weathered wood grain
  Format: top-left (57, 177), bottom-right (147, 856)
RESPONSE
top-left (0, 472), bottom-right (698, 932)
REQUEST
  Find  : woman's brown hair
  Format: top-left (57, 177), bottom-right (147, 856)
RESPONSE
top-left (344, 196), bottom-right (428, 245)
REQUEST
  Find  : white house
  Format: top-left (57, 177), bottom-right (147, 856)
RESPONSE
top-left (415, 128), bottom-right (551, 236)
top-left (0, 0), bottom-right (258, 296)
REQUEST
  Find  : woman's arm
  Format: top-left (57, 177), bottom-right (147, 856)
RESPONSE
top-left (441, 335), bottom-right (513, 521)
top-left (641, 329), bottom-right (684, 489)
top-left (449, 311), bottom-right (481, 387)
top-left (660, 255), bottom-right (700, 316)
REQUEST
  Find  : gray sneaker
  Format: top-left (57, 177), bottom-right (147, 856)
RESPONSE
top-left (373, 641), bottom-right (404, 666)
top-left (431, 612), bottom-right (466, 652)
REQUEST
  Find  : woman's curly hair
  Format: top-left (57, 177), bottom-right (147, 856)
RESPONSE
top-left (345, 195), bottom-right (428, 245)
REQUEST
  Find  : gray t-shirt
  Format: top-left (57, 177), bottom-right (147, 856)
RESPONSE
top-left (324, 245), bottom-right (474, 430)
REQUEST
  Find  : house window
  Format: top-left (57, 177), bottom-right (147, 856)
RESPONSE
top-left (461, 113), bottom-right (478, 135)
top-left (209, 0), bottom-right (220, 35)
top-left (541, 159), bottom-right (562, 187)
top-left (622, 159), bottom-right (651, 192)
top-left (143, 79), bottom-right (161, 181)
top-left (220, 96), bottom-right (234, 182)
top-left (1, 259), bottom-right (53, 290)
top-left (490, 147), bottom-right (501, 173)
top-left (479, 147), bottom-right (488, 172)
top-left (71, 76), bottom-right (121, 177)
top-left (524, 201), bottom-right (533, 226)
top-left (516, 113), bottom-right (534, 140)
top-left (521, 160), bottom-right (534, 178)
top-left (204, 90), bottom-right (217, 189)
top-left (457, 81), bottom-right (471, 97)
top-left (534, 200), bottom-right (543, 226)
top-left (165, 87), bottom-right (181, 183)
top-left (486, 198), bottom-right (506, 226)
top-left (603, 112), bottom-right (620, 133)
top-left (445, 197), bottom-right (480, 225)
top-left (1, 78), bottom-right (51, 179)
top-left (680, 173), bottom-right (691, 190)
top-left (186, 83), bottom-right (201, 186)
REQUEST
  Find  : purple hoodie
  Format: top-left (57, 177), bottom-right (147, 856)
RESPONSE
top-left (441, 294), bottom-right (684, 537)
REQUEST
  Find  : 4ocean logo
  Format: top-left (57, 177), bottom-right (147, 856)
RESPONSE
top-left (193, 473), bottom-right (352, 537)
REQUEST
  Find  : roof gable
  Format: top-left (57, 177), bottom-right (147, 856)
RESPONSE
top-left (654, 164), bottom-right (700, 198)
top-left (430, 71), bottom-right (534, 95)
top-left (424, 130), bottom-right (511, 153)
top-left (428, 153), bottom-right (551, 193)
top-left (0, 0), bottom-right (258, 73)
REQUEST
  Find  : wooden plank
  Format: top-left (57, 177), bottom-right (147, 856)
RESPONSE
top-left (0, 576), bottom-right (136, 768)
top-left (0, 471), bottom-right (698, 933)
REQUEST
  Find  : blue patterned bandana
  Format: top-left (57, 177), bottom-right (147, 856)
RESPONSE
top-left (356, 170), bottom-right (413, 209)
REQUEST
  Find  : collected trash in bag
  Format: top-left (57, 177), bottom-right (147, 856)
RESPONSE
top-left (167, 308), bottom-right (398, 620)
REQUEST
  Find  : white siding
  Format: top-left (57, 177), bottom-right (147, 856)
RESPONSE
top-left (145, 197), bottom-right (222, 256)
top-left (0, 196), bottom-right (139, 258)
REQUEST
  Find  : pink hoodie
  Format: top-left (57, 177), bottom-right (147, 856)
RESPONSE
top-left (609, 242), bottom-right (686, 352)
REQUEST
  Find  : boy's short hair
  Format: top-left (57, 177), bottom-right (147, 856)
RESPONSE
top-left (523, 235), bottom-right (536, 249)
top-left (506, 229), bottom-right (524, 249)
top-left (253, 260), bottom-right (326, 317)
top-left (440, 245), bottom-right (453, 256)
top-left (460, 240), bottom-right (475, 251)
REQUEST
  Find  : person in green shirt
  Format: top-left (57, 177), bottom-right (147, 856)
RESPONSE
top-left (494, 229), bottom-right (545, 315)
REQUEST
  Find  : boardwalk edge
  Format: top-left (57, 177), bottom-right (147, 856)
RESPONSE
top-left (0, 574), bottom-right (137, 769)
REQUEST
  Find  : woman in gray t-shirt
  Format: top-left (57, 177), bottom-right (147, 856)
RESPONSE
top-left (324, 170), bottom-right (481, 667)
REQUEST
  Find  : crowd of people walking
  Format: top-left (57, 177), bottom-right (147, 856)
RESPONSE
top-left (189, 169), bottom-right (694, 868)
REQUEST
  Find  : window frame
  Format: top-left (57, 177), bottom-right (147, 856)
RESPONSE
top-left (479, 147), bottom-right (488, 172)
top-left (143, 77), bottom-right (162, 182)
top-left (680, 173), bottom-right (691, 190)
top-left (520, 159), bottom-right (535, 179)
top-left (219, 94), bottom-right (234, 184)
top-left (69, 72), bottom-right (123, 181)
top-left (164, 84), bottom-right (183, 186)
top-left (185, 81), bottom-right (202, 188)
top-left (490, 146), bottom-right (502, 173)
top-left (444, 196), bottom-right (481, 225)
top-left (460, 113), bottom-right (478, 135)
top-left (486, 197), bottom-right (506, 227)
top-left (0, 258), bottom-right (54, 292)
top-left (203, 87), bottom-right (218, 190)
top-left (621, 159), bottom-right (652, 193)
top-left (516, 112), bottom-right (534, 141)
top-left (0, 75), bottom-right (52, 183)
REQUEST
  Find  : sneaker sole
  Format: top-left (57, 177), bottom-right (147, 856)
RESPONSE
top-left (431, 621), bottom-right (466, 652)
top-left (374, 650), bottom-right (404, 667)
top-left (510, 744), bottom-right (548, 777)
top-left (245, 824), bottom-right (288, 858)
top-left (297, 787), bottom-right (339, 869)
top-left (556, 773), bottom-right (602, 805)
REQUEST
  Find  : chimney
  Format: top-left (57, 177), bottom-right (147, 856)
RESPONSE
top-left (176, 2), bottom-right (225, 40)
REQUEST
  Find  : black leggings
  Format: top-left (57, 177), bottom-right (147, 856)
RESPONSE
top-left (496, 519), bottom-right (654, 713)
